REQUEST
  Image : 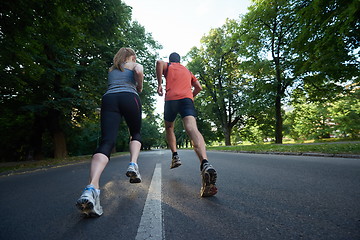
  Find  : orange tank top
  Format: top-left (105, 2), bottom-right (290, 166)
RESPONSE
top-left (164, 63), bottom-right (197, 101)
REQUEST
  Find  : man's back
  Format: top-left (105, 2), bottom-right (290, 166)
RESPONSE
top-left (164, 63), bottom-right (196, 101)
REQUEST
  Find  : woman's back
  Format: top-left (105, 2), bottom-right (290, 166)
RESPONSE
top-left (105, 68), bottom-right (137, 95)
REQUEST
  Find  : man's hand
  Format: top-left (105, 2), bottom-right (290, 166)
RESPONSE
top-left (157, 85), bottom-right (163, 96)
top-left (136, 85), bottom-right (143, 93)
top-left (192, 80), bottom-right (202, 98)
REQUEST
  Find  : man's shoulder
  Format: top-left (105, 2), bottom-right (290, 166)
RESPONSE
top-left (169, 62), bottom-right (187, 69)
top-left (157, 60), bottom-right (168, 65)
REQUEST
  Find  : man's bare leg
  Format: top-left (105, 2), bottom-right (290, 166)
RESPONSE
top-left (182, 116), bottom-right (207, 162)
top-left (183, 116), bottom-right (217, 197)
top-left (165, 121), bottom-right (177, 153)
top-left (165, 120), bottom-right (181, 168)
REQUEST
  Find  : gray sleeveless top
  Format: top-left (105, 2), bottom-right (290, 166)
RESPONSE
top-left (104, 68), bottom-right (138, 95)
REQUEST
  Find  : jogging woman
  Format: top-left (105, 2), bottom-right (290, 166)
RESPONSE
top-left (76, 47), bottom-right (144, 217)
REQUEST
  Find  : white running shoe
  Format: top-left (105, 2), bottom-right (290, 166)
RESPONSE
top-left (126, 162), bottom-right (142, 183)
top-left (76, 185), bottom-right (103, 217)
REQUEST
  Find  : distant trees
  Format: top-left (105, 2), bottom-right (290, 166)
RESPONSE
top-left (285, 88), bottom-right (360, 140)
top-left (1, 0), bottom-right (359, 161)
top-left (187, 20), bottom-right (246, 146)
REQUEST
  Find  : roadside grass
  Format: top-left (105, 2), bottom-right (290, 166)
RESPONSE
top-left (282, 137), bottom-right (360, 144)
top-left (0, 152), bottom-right (128, 175)
top-left (208, 141), bottom-right (360, 155)
top-left (1, 139), bottom-right (359, 175)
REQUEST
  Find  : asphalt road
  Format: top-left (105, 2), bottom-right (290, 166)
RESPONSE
top-left (0, 150), bottom-right (359, 240)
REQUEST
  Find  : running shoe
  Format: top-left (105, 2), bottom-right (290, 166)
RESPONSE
top-left (170, 155), bottom-right (182, 169)
top-left (76, 185), bottom-right (103, 217)
top-left (200, 163), bottom-right (218, 197)
top-left (126, 162), bottom-right (142, 183)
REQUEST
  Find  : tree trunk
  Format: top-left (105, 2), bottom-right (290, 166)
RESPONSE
top-left (30, 115), bottom-right (46, 160)
top-left (48, 109), bottom-right (68, 159)
top-left (53, 131), bottom-right (68, 159)
top-left (274, 56), bottom-right (283, 144)
top-left (44, 44), bottom-right (68, 158)
top-left (224, 126), bottom-right (232, 146)
top-left (275, 94), bottom-right (283, 144)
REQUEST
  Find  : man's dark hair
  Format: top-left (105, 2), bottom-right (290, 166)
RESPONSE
top-left (169, 52), bottom-right (180, 63)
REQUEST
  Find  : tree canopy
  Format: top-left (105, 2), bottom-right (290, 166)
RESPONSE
top-left (0, 0), bottom-right (161, 161)
top-left (186, 0), bottom-right (359, 145)
top-left (1, 0), bottom-right (359, 161)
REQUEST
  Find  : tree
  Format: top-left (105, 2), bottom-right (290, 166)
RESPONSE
top-left (240, 0), bottom-right (301, 143)
top-left (284, 87), bottom-right (360, 140)
top-left (293, 0), bottom-right (359, 101)
top-left (187, 20), bottom-right (247, 146)
top-left (284, 95), bottom-right (333, 140)
top-left (238, 0), bottom-right (359, 143)
top-left (328, 88), bottom-right (360, 138)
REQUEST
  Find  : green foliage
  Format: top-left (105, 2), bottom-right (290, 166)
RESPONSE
top-left (0, 0), bottom-right (161, 161)
top-left (240, 0), bottom-right (305, 143)
top-left (208, 142), bottom-right (360, 155)
top-left (292, 0), bottom-right (360, 101)
top-left (284, 88), bottom-right (360, 140)
top-left (1, 0), bottom-right (359, 161)
top-left (141, 117), bottom-right (163, 150)
top-left (184, 0), bottom-right (359, 146)
top-left (66, 118), bottom-right (100, 157)
top-left (233, 113), bottom-right (276, 144)
top-left (234, 0), bottom-right (358, 143)
top-left (330, 90), bottom-right (360, 138)
top-left (187, 20), bottom-right (250, 145)
top-left (285, 102), bottom-right (332, 140)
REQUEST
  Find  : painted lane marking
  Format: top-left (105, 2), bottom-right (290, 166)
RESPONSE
top-left (136, 163), bottom-right (163, 240)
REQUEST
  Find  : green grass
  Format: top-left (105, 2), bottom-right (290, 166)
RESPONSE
top-left (1, 141), bottom-right (359, 175)
top-left (0, 152), bottom-right (129, 175)
top-left (208, 142), bottom-right (360, 155)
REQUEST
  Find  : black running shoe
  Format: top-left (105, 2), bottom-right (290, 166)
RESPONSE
top-left (170, 155), bottom-right (182, 169)
top-left (200, 163), bottom-right (218, 197)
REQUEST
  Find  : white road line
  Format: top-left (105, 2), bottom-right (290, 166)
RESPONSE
top-left (136, 163), bottom-right (163, 240)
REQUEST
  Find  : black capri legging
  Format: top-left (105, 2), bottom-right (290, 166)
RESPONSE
top-left (94, 92), bottom-right (142, 159)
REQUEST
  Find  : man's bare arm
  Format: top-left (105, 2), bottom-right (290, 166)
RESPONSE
top-left (156, 60), bottom-right (167, 96)
top-left (192, 80), bottom-right (202, 97)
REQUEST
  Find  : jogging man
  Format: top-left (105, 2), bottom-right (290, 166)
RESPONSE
top-left (156, 52), bottom-right (217, 197)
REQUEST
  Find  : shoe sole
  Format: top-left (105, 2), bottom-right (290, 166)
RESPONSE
top-left (126, 171), bottom-right (142, 183)
top-left (200, 169), bottom-right (218, 197)
top-left (170, 161), bottom-right (182, 169)
top-left (76, 198), bottom-right (102, 217)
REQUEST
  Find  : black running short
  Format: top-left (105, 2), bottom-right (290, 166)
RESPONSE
top-left (94, 92), bottom-right (142, 159)
top-left (164, 98), bottom-right (197, 122)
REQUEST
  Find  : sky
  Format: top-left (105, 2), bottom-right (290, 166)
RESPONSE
top-left (122, 0), bottom-right (252, 114)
